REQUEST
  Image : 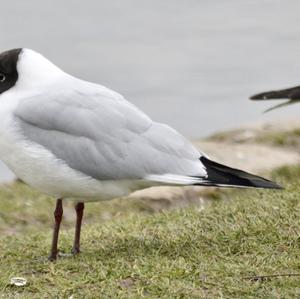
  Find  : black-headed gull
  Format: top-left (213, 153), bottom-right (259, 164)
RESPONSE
top-left (0, 48), bottom-right (281, 260)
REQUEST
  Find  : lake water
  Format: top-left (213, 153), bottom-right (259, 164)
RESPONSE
top-left (0, 0), bottom-right (300, 181)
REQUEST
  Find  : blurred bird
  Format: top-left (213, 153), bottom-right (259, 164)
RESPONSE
top-left (250, 85), bottom-right (300, 112)
top-left (0, 48), bottom-right (282, 260)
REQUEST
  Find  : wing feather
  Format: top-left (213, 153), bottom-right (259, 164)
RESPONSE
top-left (14, 81), bottom-right (205, 181)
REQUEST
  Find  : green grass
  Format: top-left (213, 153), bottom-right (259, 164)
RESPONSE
top-left (208, 127), bottom-right (300, 149)
top-left (0, 167), bottom-right (300, 298)
top-left (255, 129), bottom-right (300, 148)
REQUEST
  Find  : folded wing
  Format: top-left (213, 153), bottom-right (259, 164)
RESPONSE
top-left (14, 83), bottom-right (205, 181)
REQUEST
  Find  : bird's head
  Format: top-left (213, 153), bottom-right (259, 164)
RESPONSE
top-left (0, 48), bottom-right (64, 95)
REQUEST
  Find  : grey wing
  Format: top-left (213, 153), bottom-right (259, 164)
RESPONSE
top-left (14, 89), bottom-right (205, 181)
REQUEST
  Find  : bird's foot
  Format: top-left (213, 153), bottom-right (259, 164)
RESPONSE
top-left (48, 253), bottom-right (58, 262)
top-left (71, 247), bottom-right (80, 255)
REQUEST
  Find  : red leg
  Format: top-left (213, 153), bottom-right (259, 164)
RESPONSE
top-left (49, 198), bottom-right (63, 261)
top-left (72, 202), bottom-right (85, 255)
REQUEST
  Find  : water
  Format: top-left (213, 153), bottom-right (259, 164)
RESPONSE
top-left (1, 0), bottom-right (300, 181)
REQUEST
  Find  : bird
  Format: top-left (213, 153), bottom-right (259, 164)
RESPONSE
top-left (250, 85), bottom-right (300, 112)
top-left (0, 48), bottom-right (281, 261)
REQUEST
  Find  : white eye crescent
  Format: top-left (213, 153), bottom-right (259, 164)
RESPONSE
top-left (0, 73), bottom-right (5, 82)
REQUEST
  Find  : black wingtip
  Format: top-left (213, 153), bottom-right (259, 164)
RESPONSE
top-left (198, 156), bottom-right (283, 190)
top-left (250, 91), bottom-right (280, 101)
top-left (250, 93), bottom-right (268, 100)
top-left (250, 85), bottom-right (300, 101)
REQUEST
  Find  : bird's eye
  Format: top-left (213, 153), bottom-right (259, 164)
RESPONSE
top-left (0, 73), bottom-right (6, 82)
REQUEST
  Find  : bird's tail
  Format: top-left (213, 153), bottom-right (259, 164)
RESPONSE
top-left (195, 156), bottom-right (282, 189)
top-left (147, 157), bottom-right (282, 189)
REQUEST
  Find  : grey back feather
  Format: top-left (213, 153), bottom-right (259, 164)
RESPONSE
top-left (14, 83), bottom-right (203, 180)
